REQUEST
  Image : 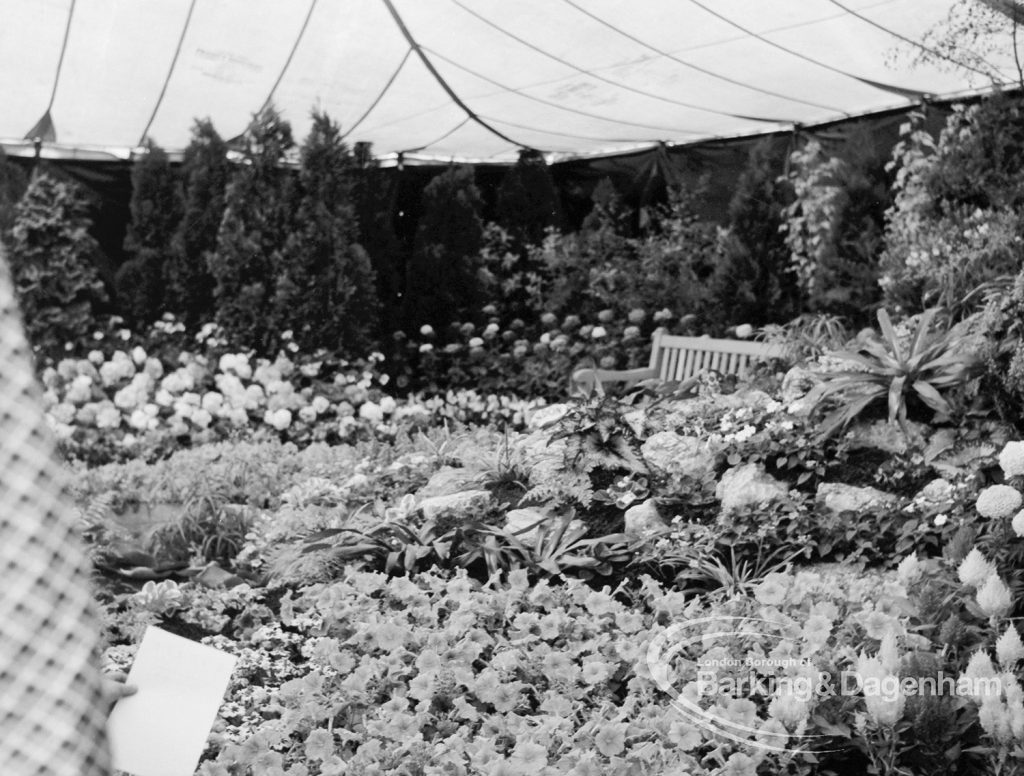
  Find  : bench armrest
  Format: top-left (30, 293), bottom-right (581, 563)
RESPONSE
top-left (571, 366), bottom-right (658, 394)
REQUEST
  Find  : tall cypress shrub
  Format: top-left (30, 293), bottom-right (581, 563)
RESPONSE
top-left (495, 149), bottom-right (563, 246)
top-left (708, 137), bottom-right (801, 326)
top-left (6, 172), bottom-right (107, 356)
top-left (116, 140), bottom-right (181, 326)
top-left (276, 112), bottom-right (380, 354)
top-left (166, 120), bottom-right (229, 326)
top-left (211, 107), bottom-right (296, 353)
top-left (353, 142), bottom-right (404, 329)
top-left (405, 165), bottom-right (485, 332)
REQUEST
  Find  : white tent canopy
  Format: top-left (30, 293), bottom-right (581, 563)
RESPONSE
top-left (0, 0), bottom-right (1019, 165)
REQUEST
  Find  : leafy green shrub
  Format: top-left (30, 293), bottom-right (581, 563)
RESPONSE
top-left (116, 140), bottom-right (181, 326)
top-left (757, 313), bottom-right (851, 363)
top-left (5, 172), bottom-right (107, 357)
top-left (781, 136), bottom-right (886, 324)
top-left (880, 106), bottom-right (1024, 319)
top-left (522, 187), bottom-right (723, 330)
top-left (978, 273), bottom-right (1024, 429)
top-left (276, 112), bottom-right (380, 355)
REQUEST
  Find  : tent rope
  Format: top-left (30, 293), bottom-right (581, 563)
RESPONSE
top-left (24, 0), bottom-right (76, 142)
top-left (684, 0), bottom-right (957, 99)
top-left (260, 0), bottom-right (319, 113)
top-left (422, 45), bottom-right (709, 136)
top-left (449, 0), bottom-right (790, 125)
top-left (379, 0), bottom-right (526, 148)
top-left (556, 0), bottom-right (844, 113)
top-left (138, 0), bottom-right (198, 146)
top-left (341, 47), bottom-right (414, 140)
top-left (399, 116), bottom-right (471, 154)
top-left (825, 0), bottom-right (1003, 82)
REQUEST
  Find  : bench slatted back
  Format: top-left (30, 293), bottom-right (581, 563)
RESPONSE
top-left (649, 332), bottom-right (785, 382)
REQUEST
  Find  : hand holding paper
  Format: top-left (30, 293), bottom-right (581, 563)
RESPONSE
top-left (107, 626), bottom-right (237, 776)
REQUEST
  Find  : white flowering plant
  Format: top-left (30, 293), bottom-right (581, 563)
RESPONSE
top-left (43, 326), bottom-right (544, 465)
top-left (92, 563), bottom-right (976, 776)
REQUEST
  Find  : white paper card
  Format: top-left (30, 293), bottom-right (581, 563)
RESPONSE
top-left (107, 626), bottom-right (237, 776)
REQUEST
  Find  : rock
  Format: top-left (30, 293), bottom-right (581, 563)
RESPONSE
top-left (816, 482), bottom-right (898, 515)
top-left (527, 403), bottom-right (571, 430)
top-left (419, 489), bottom-right (492, 521)
top-left (786, 396), bottom-right (816, 418)
top-left (846, 420), bottom-right (927, 455)
top-left (624, 499), bottom-right (668, 535)
top-left (504, 507), bottom-right (549, 543)
top-left (417, 466), bottom-right (486, 499)
top-left (504, 508), bottom-right (585, 545)
top-left (715, 464), bottom-right (790, 514)
top-left (781, 366), bottom-right (818, 404)
top-left (641, 432), bottom-right (716, 481)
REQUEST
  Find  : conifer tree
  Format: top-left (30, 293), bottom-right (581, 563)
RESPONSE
top-left (353, 142), bottom-right (403, 328)
top-left (495, 149), bottom-right (563, 247)
top-left (6, 172), bottom-right (107, 356)
top-left (277, 112), bottom-right (380, 354)
top-left (116, 139), bottom-right (181, 325)
top-left (211, 107), bottom-right (296, 352)
top-left (405, 165), bottom-right (484, 331)
top-left (166, 119), bottom-right (229, 326)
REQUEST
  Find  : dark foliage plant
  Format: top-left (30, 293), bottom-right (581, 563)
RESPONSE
top-left (5, 172), bottom-right (107, 357)
top-left (404, 165), bottom-right (487, 333)
top-left (709, 136), bottom-right (801, 327)
top-left (165, 119), bottom-right (229, 327)
top-left (116, 140), bottom-right (181, 326)
top-left (211, 107), bottom-right (297, 353)
top-left (276, 112), bottom-right (380, 355)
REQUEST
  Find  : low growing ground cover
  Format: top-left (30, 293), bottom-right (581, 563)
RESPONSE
top-left (68, 318), bottom-right (1024, 775)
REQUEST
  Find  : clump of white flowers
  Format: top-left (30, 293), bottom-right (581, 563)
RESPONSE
top-left (976, 484), bottom-right (1023, 519)
top-left (999, 440), bottom-right (1024, 478)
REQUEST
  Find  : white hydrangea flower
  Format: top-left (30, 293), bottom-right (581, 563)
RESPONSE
top-left (94, 402), bottom-right (122, 430)
top-left (264, 408), bottom-right (292, 431)
top-left (201, 392), bottom-right (224, 414)
top-left (1000, 441), bottom-right (1024, 478)
top-left (976, 485), bottom-right (1023, 519)
top-left (191, 408), bottom-right (213, 429)
top-left (359, 402), bottom-right (383, 424)
top-left (997, 626), bottom-right (1024, 669)
top-left (1014, 510), bottom-right (1024, 539)
top-left (958, 548), bottom-right (996, 588)
top-left (978, 575), bottom-right (1014, 619)
top-left (218, 353), bottom-right (253, 380)
top-left (65, 374), bottom-right (94, 405)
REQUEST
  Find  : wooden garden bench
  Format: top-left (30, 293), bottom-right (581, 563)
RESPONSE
top-left (572, 330), bottom-right (787, 393)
